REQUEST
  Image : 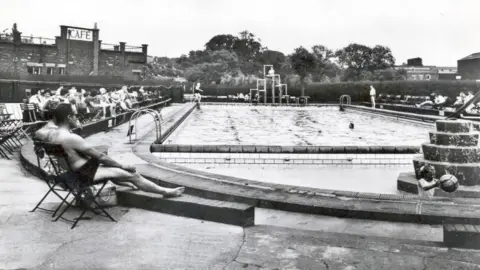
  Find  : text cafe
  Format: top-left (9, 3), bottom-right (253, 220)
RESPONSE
top-left (67, 28), bottom-right (93, 41)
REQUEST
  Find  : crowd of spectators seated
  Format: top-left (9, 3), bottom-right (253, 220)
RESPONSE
top-left (25, 85), bottom-right (161, 123)
top-left (375, 91), bottom-right (480, 114)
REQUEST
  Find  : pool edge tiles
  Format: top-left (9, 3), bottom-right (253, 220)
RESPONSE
top-left (151, 144), bottom-right (421, 154)
top-left (151, 152), bottom-right (415, 166)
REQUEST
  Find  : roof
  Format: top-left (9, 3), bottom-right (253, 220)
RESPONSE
top-left (438, 66), bottom-right (457, 74)
top-left (459, 53), bottom-right (480, 61)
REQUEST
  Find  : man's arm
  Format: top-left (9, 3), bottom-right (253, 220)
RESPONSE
top-left (64, 134), bottom-right (125, 169)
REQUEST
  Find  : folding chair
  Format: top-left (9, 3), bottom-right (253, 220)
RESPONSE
top-left (0, 119), bottom-right (30, 141)
top-left (30, 140), bottom-right (73, 217)
top-left (31, 141), bottom-right (116, 229)
top-left (0, 119), bottom-right (26, 158)
top-left (20, 103), bottom-right (37, 122)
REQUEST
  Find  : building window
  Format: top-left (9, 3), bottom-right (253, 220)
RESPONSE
top-left (58, 68), bottom-right (65, 75)
top-left (47, 67), bottom-right (54, 75)
top-left (27, 66), bottom-right (42, 75)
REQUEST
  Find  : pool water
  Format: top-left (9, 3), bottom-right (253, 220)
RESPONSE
top-left (166, 105), bottom-right (432, 146)
top-left (180, 164), bottom-right (407, 194)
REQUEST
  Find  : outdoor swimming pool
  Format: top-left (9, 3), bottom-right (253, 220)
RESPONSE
top-left (164, 105), bottom-right (432, 146)
top-left (153, 104), bottom-right (433, 195)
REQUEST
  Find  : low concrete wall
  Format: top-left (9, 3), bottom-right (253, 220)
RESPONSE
top-left (155, 103), bottom-right (197, 144)
top-left (345, 105), bottom-right (441, 123)
top-left (360, 102), bottom-right (455, 117)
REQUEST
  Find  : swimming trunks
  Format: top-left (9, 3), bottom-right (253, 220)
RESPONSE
top-left (61, 158), bottom-right (100, 190)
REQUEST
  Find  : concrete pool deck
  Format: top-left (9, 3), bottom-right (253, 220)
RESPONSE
top-left (4, 157), bottom-right (480, 270)
top-left (6, 105), bottom-right (480, 268)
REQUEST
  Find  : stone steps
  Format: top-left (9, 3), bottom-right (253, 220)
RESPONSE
top-left (428, 131), bottom-right (479, 146)
top-left (413, 156), bottom-right (480, 186)
top-left (116, 188), bottom-right (255, 227)
top-left (436, 120), bottom-right (474, 133)
top-left (398, 172), bottom-right (480, 198)
top-left (422, 143), bottom-right (480, 163)
top-left (444, 224), bottom-right (480, 249)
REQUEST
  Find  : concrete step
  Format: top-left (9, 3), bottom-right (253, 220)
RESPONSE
top-left (397, 172), bottom-right (480, 198)
top-left (413, 155), bottom-right (480, 186)
top-left (429, 131), bottom-right (479, 146)
top-left (436, 120), bottom-right (474, 133)
top-left (116, 188), bottom-right (255, 227)
top-left (422, 143), bottom-right (480, 163)
top-left (444, 224), bottom-right (480, 249)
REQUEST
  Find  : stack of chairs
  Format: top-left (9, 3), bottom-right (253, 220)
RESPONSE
top-left (0, 119), bottom-right (28, 159)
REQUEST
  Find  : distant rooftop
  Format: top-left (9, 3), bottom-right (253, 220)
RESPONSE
top-left (459, 53), bottom-right (480, 61)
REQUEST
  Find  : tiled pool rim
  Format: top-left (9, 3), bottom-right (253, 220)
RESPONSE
top-left (151, 144), bottom-right (420, 154)
top-left (19, 102), bottom-right (480, 224)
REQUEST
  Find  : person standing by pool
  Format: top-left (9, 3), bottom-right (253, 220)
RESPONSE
top-left (194, 82), bottom-right (204, 106)
top-left (369, 85), bottom-right (376, 108)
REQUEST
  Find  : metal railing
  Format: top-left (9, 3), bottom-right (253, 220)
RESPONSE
top-left (0, 34), bottom-right (13, 42)
top-left (21, 35), bottom-right (56, 45)
top-left (339, 95), bottom-right (351, 106)
top-left (100, 43), bottom-right (119, 51)
top-left (125, 45), bottom-right (142, 53)
top-left (128, 108), bottom-right (162, 144)
top-left (101, 43), bottom-right (143, 53)
top-left (0, 34), bottom-right (56, 45)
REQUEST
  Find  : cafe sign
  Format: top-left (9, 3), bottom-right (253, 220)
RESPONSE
top-left (67, 28), bottom-right (93, 41)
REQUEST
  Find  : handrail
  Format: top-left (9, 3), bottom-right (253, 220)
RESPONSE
top-left (128, 108), bottom-right (162, 144)
top-left (339, 95), bottom-right (351, 106)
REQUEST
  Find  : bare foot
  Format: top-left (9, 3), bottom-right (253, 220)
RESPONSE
top-left (163, 187), bottom-right (185, 198)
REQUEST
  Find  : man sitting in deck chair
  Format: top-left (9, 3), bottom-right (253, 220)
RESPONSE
top-left (34, 103), bottom-right (185, 197)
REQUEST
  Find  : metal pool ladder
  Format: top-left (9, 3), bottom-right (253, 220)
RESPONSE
top-left (339, 95), bottom-right (351, 106)
top-left (128, 108), bottom-right (162, 144)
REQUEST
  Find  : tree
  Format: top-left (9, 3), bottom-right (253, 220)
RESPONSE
top-left (205, 34), bottom-right (238, 52)
top-left (289, 47), bottom-right (317, 96)
top-left (309, 45), bottom-right (343, 82)
top-left (335, 43), bottom-right (396, 81)
top-left (311, 45), bottom-right (334, 61)
top-left (233, 30), bottom-right (265, 60)
top-left (335, 43), bottom-right (372, 71)
top-left (370, 45), bottom-right (395, 71)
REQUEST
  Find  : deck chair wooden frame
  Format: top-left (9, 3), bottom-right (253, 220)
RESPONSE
top-left (31, 141), bottom-right (116, 229)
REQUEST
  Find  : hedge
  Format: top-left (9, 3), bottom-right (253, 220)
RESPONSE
top-left (198, 80), bottom-right (480, 103)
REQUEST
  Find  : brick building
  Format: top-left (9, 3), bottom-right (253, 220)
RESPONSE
top-left (457, 53), bottom-right (480, 80)
top-left (0, 24), bottom-right (148, 81)
top-left (395, 57), bottom-right (457, 81)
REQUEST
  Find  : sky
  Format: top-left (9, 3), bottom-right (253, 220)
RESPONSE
top-left (1, 0), bottom-right (479, 66)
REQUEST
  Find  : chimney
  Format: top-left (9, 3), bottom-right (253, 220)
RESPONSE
top-left (142, 44), bottom-right (148, 55)
top-left (119, 42), bottom-right (126, 53)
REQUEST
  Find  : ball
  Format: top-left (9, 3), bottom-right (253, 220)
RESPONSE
top-left (438, 174), bottom-right (459, 193)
